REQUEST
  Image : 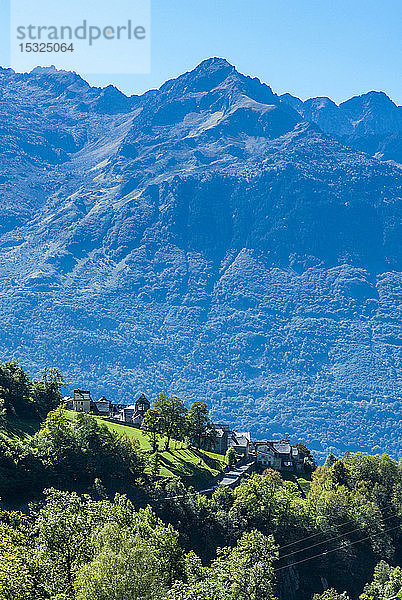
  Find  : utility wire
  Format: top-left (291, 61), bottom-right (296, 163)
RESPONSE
top-left (154, 496), bottom-right (398, 557)
top-left (274, 524), bottom-right (401, 573)
top-left (152, 494), bottom-right (399, 562)
top-left (279, 520), bottom-right (358, 550)
top-left (279, 503), bottom-right (397, 551)
top-left (279, 513), bottom-right (398, 560)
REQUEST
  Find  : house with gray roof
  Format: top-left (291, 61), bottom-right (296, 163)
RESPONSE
top-left (93, 396), bottom-right (111, 416)
top-left (117, 394), bottom-right (150, 426)
top-left (228, 431), bottom-right (251, 458)
top-left (255, 441), bottom-right (305, 472)
top-left (72, 389), bottom-right (92, 413)
top-left (212, 424), bottom-right (231, 454)
top-left (210, 425), bottom-right (251, 457)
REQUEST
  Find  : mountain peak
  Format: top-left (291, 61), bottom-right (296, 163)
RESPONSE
top-left (304, 96), bottom-right (338, 108)
top-left (340, 90), bottom-right (397, 113)
top-left (194, 56), bottom-right (234, 72)
top-left (339, 90), bottom-right (402, 135)
top-left (160, 57), bottom-right (235, 95)
top-left (28, 65), bottom-right (88, 92)
top-left (156, 56), bottom-right (283, 112)
top-left (31, 65), bottom-right (64, 75)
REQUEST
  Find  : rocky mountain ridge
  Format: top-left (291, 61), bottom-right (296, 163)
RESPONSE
top-left (280, 88), bottom-right (402, 163)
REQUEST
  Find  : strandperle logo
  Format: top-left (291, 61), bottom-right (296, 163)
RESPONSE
top-left (15, 20), bottom-right (147, 46)
top-left (10, 0), bottom-right (150, 75)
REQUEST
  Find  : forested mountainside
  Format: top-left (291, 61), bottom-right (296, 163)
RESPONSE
top-left (0, 58), bottom-right (401, 460)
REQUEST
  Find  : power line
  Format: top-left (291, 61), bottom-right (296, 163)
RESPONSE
top-left (274, 524), bottom-right (401, 573)
top-left (279, 513), bottom-right (398, 560)
top-left (151, 493), bottom-right (400, 563)
top-left (279, 520), bottom-right (358, 550)
top-left (154, 496), bottom-right (398, 554)
top-left (279, 503), bottom-right (397, 551)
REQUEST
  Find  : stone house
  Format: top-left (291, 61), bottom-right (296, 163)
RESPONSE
top-left (93, 396), bottom-right (111, 416)
top-left (118, 394), bottom-right (150, 426)
top-left (72, 389), bottom-right (92, 413)
top-left (213, 424), bottom-right (231, 454)
top-left (132, 394), bottom-right (151, 425)
top-left (212, 425), bottom-right (251, 457)
top-left (255, 441), bottom-right (304, 472)
top-left (228, 431), bottom-right (251, 458)
top-left (63, 396), bottom-right (73, 410)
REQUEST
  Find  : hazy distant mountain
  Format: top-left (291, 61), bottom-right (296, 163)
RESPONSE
top-left (0, 58), bottom-right (401, 459)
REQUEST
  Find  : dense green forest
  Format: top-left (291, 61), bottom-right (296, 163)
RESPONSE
top-left (0, 360), bottom-right (401, 600)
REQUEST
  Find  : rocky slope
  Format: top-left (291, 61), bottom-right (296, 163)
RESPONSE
top-left (0, 58), bottom-right (401, 459)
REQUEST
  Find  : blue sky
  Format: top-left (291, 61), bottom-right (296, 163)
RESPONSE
top-left (1, 0), bottom-right (401, 104)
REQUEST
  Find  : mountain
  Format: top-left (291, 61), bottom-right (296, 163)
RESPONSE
top-left (0, 58), bottom-right (401, 460)
top-left (280, 89), bottom-right (402, 163)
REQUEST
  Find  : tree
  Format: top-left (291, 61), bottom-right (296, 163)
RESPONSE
top-left (313, 591), bottom-right (351, 600)
top-left (210, 485), bottom-right (235, 513)
top-left (18, 489), bottom-right (186, 600)
top-left (167, 580), bottom-right (228, 600)
top-left (225, 447), bottom-right (237, 469)
top-left (295, 443), bottom-right (313, 459)
top-left (0, 521), bottom-right (34, 600)
top-left (73, 412), bottom-right (144, 482)
top-left (0, 360), bottom-right (31, 417)
top-left (167, 531), bottom-right (279, 600)
top-left (148, 451), bottom-right (160, 476)
top-left (329, 460), bottom-right (349, 487)
top-left (0, 406), bottom-right (6, 430)
top-left (186, 401), bottom-right (215, 449)
top-left (211, 529), bottom-right (278, 600)
top-left (75, 523), bottom-right (167, 600)
top-left (295, 443), bottom-right (317, 472)
top-left (141, 408), bottom-right (162, 452)
top-left (324, 454), bottom-right (338, 468)
top-left (31, 367), bottom-right (64, 418)
top-left (154, 395), bottom-right (187, 450)
top-left (229, 472), bottom-right (307, 535)
top-left (32, 488), bottom-right (97, 598)
top-left (31, 405), bottom-right (77, 481)
top-left (30, 408), bottom-right (144, 489)
top-left (75, 504), bottom-right (185, 600)
top-left (359, 561), bottom-right (402, 600)
top-left (0, 361), bottom-right (64, 420)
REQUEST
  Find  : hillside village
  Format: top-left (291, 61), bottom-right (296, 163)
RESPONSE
top-left (1, 362), bottom-right (400, 600)
top-left (64, 389), bottom-right (313, 476)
